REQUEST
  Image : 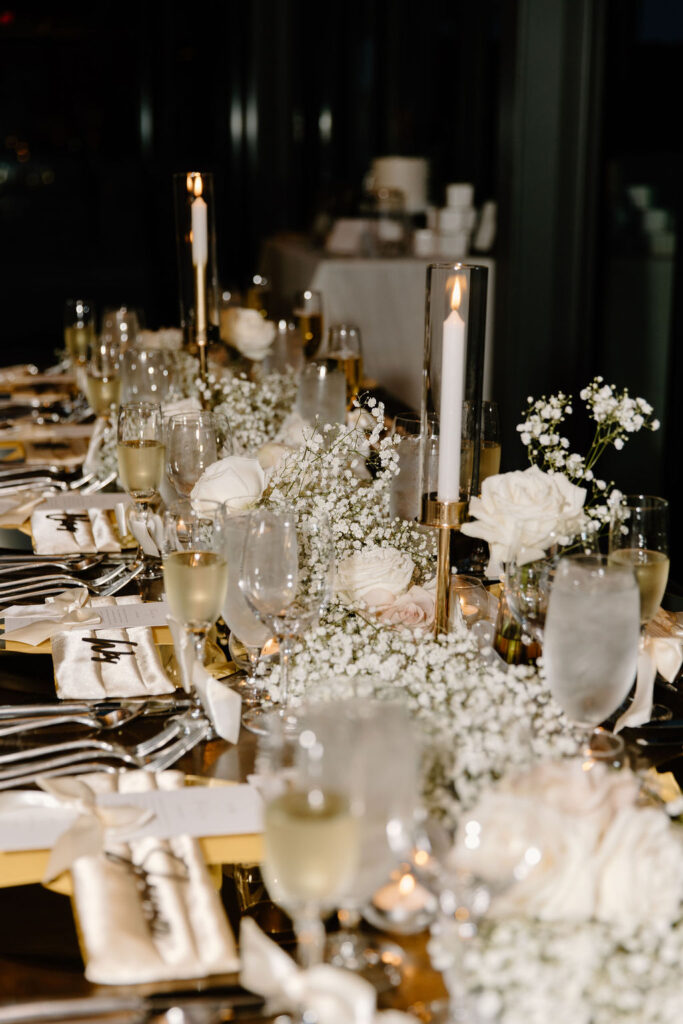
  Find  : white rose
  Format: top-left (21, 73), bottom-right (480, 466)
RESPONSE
top-left (375, 584), bottom-right (435, 630)
top-left (257, 442), bottom-right (293, 471)
top-left (460, 465), bottom-right (586, 564)
top-left (451, 761), bottom-right (683, 927)
top-left (191, 455), bottom-right (265, 511)
top-left (336, 545), bottom-right (415, 607)
top-left (223, 307), bottom-right (276, 361)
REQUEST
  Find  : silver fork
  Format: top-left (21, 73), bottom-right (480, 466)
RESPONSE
top-left (0, 718), bottom-right (210, 787)
top-left (0, 561), bottom-right (129, 596)
top-left (0, 713), bottom-right (193, 769)
top-left (0, 562), bottom-right (144, 605)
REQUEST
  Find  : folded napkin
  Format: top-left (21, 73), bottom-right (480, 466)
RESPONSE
top-left (240, 918), bottom-right (413, 1024)
top-left (51, 596), bottom-right (174, 698)
top-left (40, 771), bottom-right (239, 985)
top-left (31, 507), bottom-right (121, 554)
top-left (452, 759), bottom-right (683, 929)
top-left (614, 613), bottom-right (683, 731)
top-left (167, 617), bottom-right (241, 743)
top-left (2, 588), bottom-right (102, 646)
top-left (0, 487), bottom-right (45, 526)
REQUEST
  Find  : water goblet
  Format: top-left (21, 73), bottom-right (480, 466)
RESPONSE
top-left (292, 289), bottom-right (323, 360)
top-left (608, 494), bottom-right (669, 633)
top-left (64, 298), bottom-right (96, 367)
top-left (543, 553), bottom-right (640, 761)
top-left (121, 346), bottom-right (173, 404)
top-left (162, 498), bottom-right (228, 712)
top-left (218, 500), bottom-right (272, 716)
top-left (117, 401), bottom-right (165, 579)
top-left (239, 506), bottom-right (334, 735)
top-left (101, 305), bottom-right (142, 351)
top-left (166, 410), bottom-right (232, 497)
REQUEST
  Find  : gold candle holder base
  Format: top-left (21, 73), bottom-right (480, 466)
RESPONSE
top-left (420, 495), bottom-right (467, 637)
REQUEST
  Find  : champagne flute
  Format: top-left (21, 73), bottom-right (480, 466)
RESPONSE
top-left (239, 506), bottom-right (334, 735)
top-left (608, 495), bottom-right (670, 632)
top-left (218, 501), bottom-right (272, 716)
top-left (166, 411), bottom-right (233, 497)
top-left (259, 705), bottom-right (362, 968)
top-left (162, 499), bottom-right (228, 711)
top-left (293, 289), bottom-right (323, 360)
top-left (64, 298), bottom-right (96, 367)
top-left (323, 324), bottom-right (363, 408)
top-left (117, 401), bottom-right (165, 579)
top-left (543, 553), bottom-right (640, 760)
top-left (85, 338), bottom-right (121, 419)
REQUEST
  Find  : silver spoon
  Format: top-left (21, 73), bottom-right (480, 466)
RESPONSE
top-left (0, 703), bottom-right (147, 738)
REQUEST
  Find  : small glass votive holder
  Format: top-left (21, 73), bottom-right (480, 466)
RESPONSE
top-left (390, 413), bottom-right (438, 522)
top-left (296, 359), bottom-right (346, 427)
top-left (448, 574), bottom-right (490, 630)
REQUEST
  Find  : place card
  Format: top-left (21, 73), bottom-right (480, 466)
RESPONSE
top-left (3, 599), bottom-right (171, 634)
top-left (40, 492), bottom-right (130, 511)
top-left (0, 783), bottom-right (263, 853)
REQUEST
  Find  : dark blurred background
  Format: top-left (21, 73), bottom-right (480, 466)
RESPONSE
top-left (1, 0), bottom-right (682, 573)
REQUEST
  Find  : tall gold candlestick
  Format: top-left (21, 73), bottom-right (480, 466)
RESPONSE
top-left (421, 496), bottom-right (467, 636)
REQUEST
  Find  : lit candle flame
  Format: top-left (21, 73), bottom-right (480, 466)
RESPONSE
top-left (450, 275), bottom-right (465, 311)
top-left (398, 873), bottom-right (415, 896)
top-left (193, 175), bottom-right (203, 198)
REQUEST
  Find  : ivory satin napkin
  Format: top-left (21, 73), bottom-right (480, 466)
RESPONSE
top-left (240, 918), bottom-right (413, 1024)
top-left (31, 507), bottom-right (121, 554)
top-left (615, 608), bottom-right (683, 732)
top-left (41, 770), bottom-right (240, 985)
top-left (51, 596), bottom-right (174, 699)
top-left (0, 487), bottom-right (45, 526)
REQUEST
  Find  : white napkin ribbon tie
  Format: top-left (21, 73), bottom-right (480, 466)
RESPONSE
top-left (3, 588), bottom-right (102, 646)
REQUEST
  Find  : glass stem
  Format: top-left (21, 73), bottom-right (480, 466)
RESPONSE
top-left (278, 634), bottom-right (293, 708)
top-left (294, 908), bottom-right (325, 968)
top-left (193, 630), bottom-right (207, 666)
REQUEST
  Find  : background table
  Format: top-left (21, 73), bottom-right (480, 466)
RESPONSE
top-left (260, 236), bottom-right (496, 412)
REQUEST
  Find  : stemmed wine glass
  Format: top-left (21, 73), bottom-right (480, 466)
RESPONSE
top-left (608, 495), bottom-right (670, 634)
top-left (239, 506), bottom-right (334, 735)
top-left (117, 401), bottom-right (166, 579)
top-left (258, 704), bottom-right (363, 968)
top-left (121, 346), bottom-right (173, 404)
top-left (314, 699), bottom-right (420, 976)
top-left (85, 338), bottom-right (121, 420)
top-left (543, 553), bottom-right (640, 761)
top-left (162, 499), bottom-right (228, 712)
top-left (166, 410), bottom-right (233, 497)
top-left (218, 501), bottom-right (272, 718)
top-left (64, 298), bottom-right (96, 367)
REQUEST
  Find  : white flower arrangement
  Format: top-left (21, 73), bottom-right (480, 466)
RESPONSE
top-left (516, 376), bottom-right (660, 529)
top-left (91, 356), bottom-right (679, 1019)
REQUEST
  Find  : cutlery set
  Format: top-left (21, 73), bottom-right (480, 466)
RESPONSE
top-left (0, 705), bottom-right (208, 787)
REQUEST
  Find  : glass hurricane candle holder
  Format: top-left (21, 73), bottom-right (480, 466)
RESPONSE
top-left (173, 171), bottom-right (220, 378)
top-left (420, 263), bottom-right (488, 635)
